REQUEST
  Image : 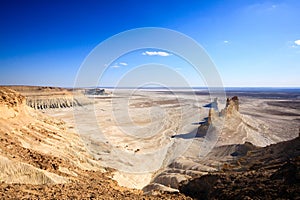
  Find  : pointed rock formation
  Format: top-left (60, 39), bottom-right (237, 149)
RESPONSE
top-left (197, 96), bottom-right (273, 147)
top-left (219, 96), bottom-right (239, 117)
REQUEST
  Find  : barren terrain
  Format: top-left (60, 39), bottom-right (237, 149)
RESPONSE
top-left (0, 86), bottom-right (299, 199)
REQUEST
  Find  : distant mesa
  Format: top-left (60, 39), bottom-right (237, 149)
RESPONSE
top-left (84, 88), bottom-right (105, 96)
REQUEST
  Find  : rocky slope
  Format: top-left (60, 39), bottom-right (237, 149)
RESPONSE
top-left (1, 87), bottom-right (298, 199)
top-left (144, 96), bottom-right (299, 197)
top-left (179, 136), bottom-right (300, 199)
top-left (0, 87), bottom-right (189, 199)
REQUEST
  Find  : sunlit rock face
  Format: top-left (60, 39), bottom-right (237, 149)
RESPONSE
top-left (197, 96), bottom-right (275, 147)
top-left (0, 87), bottom-right (103, 185)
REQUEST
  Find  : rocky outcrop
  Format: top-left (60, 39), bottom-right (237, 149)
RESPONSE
top-left (179, 136), bottom-right (300, 200)
top-left (144, 94), bottom-right (297, 197)
top-left (196, 96), bottom-right (240, 137)
top-left (196, 97), bottom-right (224, 137)
top-left (26, 97), bottom-right (80, 109)
top-left (221, 96), bottom-right (239, 116)
top-left (0, 87), bottom-right (27, 119)
top-left (196, 96), bottom-right (273, 147)
top-left (230, 142), bottom-right (256, 157)
top-left (0, 87), bottom-right (25, 107)
top-left (84, 88), bottom-right (105, 95)
top-left (8, 86), bottom-right (94, 110)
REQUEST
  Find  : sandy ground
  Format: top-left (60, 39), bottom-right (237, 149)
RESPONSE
top-left (0, 86), bottom-right (193, 199)
top-left (44, 89), bottom-right (300, 189)
top-left (45, 90), bottom-right (207, 188)
top-left (2, 86), bottom-right (298, 198)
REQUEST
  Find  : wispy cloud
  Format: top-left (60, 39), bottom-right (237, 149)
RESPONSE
top-left (223, 40), bottom-right (230, 44)
top-left (110, 62), bottom-right (128, 69)
top-left (142, 51), bottom-right (172, 56)
top-left (119, 62), bottom-right (128, 66)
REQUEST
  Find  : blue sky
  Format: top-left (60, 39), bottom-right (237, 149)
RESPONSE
top-left (0, 0), bottom-right (299, 87)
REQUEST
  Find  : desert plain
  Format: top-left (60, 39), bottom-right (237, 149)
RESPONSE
top-left (0, 86), bottom-right (299, 199)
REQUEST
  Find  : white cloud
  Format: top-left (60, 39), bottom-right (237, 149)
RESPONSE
top-left (110, 62), bottom-right (128, 69)
top-left (119, 62), bottom-right (128, 66)
top-left (287, 40), bottom-right (300, 49)
top-left (294, 40), bottom-right (300, 46)
top-left (142, 51), bottom-right (172, 56)
top-left (223, 40), bottom-right (230, 44)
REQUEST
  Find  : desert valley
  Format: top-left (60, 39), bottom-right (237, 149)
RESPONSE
top-left (2, 0), bottom-right (300, 199)
top-left (0, 86), bottom-right (299, 199)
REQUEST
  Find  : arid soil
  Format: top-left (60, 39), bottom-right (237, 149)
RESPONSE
top-left (0, 170), bottom-right (190, 199)
top-left (0, 86), bottom-right (299, 199)
top-left (0, 86), bottom-right (190, 199)
top-left (179, 137), bottom-right (300, 200)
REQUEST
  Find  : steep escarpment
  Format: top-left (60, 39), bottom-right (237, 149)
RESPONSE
top-left (198, 96), bottom-right (277, 146)
top-left (26, 97), bottom-right (81, 109)
top-left (11, 86), bottom-right (90, 109)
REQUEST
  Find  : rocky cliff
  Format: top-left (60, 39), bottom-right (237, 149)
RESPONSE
top-left (26, 97), bottom-right (80, 109)
top-left (10, 86), bottom-right (93, 110)
top-left (197, 96), bottom-right (276, 147)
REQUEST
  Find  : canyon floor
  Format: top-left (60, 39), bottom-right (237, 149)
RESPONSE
top-left (0, 86), bottom-right (299, 199)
